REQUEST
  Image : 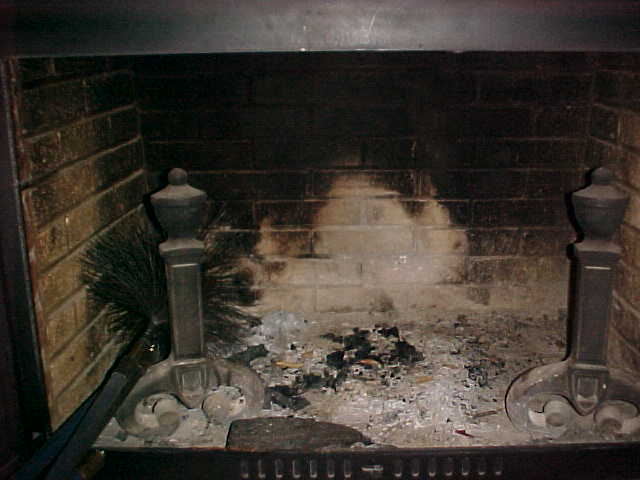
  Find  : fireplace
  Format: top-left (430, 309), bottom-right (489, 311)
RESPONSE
top-left (1, 3), bottom-right (640, 479)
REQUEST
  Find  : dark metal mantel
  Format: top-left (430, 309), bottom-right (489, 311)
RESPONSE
top-left (2, 0), bottom-right (640, 57)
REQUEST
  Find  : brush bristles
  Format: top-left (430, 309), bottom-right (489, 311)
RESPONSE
top-left (80, 219), bottom-right (166, 337)
top-left (81, 216), bottom-right (258, 347)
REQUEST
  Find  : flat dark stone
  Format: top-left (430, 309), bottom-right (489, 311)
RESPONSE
top-left (227, 417), bottom-right (370, 451)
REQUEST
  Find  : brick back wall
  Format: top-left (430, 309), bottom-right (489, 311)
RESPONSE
top-left (138, 52), bottom-right (592, 317)
top-left (8, 57), bottom-right (147, 429)
top-left (588, 55), bottom-right (640, 373)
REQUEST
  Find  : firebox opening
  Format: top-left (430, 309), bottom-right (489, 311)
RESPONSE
top-left (7, 51), bottom-right (640, 451)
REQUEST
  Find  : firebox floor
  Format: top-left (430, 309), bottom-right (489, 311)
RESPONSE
top-left (95, 310), bottom-right (639, 450)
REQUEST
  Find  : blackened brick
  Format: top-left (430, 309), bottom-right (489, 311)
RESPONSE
top-left (47, 312), bottom-right (113, 397)
top-left (614, 262), bottom-right (640, 311)
top-left (418, 138), bottom-right (475, 169)
top-left (94, 141), bottom-right (143, 191)
top-left (477, 75), bottom-right (515, 104)
top-left (590, 106), bottom-right (619, 142)
top-left (141, 112), bottom-right (199, 139)
top-left (303, 139), bottom-right (362, 169)
top-left (23, 166), bottom-right (92, 228)
top-left (593, 53), bottom-right (640, 70)
top-left (526, 170), bottom-right (585, 198)
top-left (254, 139), bottom-right (305, 169)
top-left (86, 72), bottom-right (135, 114)
top-left (585, 138), bottom-right (621, 170)
top-left (535, 141), bottom-right (586, 168)
top-left (255, 173), bottom-right (309, 199)
top-left (439, 108), bottom-right (532, 138)
top-left (616, 150), bottom-right (640, 192)
top-left (621, 224), bottom-right (640, 270)
top-left (138, 76), bottom-right (249, 109)
top-left (472, 199), bottom-right (567, 227)
top-left (620, 112), bottom-right (640, 151)
top-left (190, 173), bottom-right (257, 200)
top-left (475, 140), bottom-right (585, 169)
top-left (480, 74), bottom-right (591, 105)
top-left (314, 71), bottom-right (415, 106)
top-left (468, 229), bottom-right (520, 256)
top-left (20, 81), bottom-right (86, 134)
top-left (239, 108), bottom-right (311, 138)
top-left (466, 257), bottom-right (528, 285)
top-left (520, 228), bottom-right (575, 256)
top-left (536, 107), bottom-right (589, 137)
top-left (36, 253), bottom-right (83, 314)
top-left (253, 72), bottom-right (314, 104)
top-left (146, 140), bottom-right (253, 171)
top-left (54, 57), bottom-right (108, 77)
top-left (95, 173), bottom-right (146, 224)
top-left (51, 337), bottom-right (121, 429)
top-left (457, 52), bottom-right (593, 71)
top-left (18, 58), bottom-right (54, 84)
top-left (475, 141), bottom-right (537, 168)
top-left (203, 231), bottom-right (260, 259)
top-left (206, 201), bottom-right (254, 229)
top-left (19, 132), bottom-right (63, 182)
top-left (59, 116), bottom-right (111, 162)
top-left (133, 54), bottom-right (253, 76)
top-left (313, 107), bottom-right (410, 136)
top-left (193, 109), bottom-right (311, 139)
top-left (611, 298), bottom-right (640, 348)
top-left (23, 149), bottom-right (142, 229)
top-left (109, 108), bottom-right (139, 144)
top-left (33, 219), bottom-right (69, 268)
top-left (596, 71), bottom-right (640, 112)
top-left (191, 172), bottom-right (308, 200)
top-left (66, 179), bottom-right (144, 251)
top-left (426, 170), bottom-right (527, 199)
top-left (256, 201), bottom-right (314, 227)
top-left (425, 70), bottom-right (477, 105)
top-left (467, 257), bottom-right (567, 285)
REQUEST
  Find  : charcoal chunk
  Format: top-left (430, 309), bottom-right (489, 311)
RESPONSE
top-left (392, 340), bottom-right (424, 365)
top-left (343, 328), bottom-right (370, 350)
top-left (266, 387), bottom-right (310, 411)
top-left (326, 350), bottom-right (345, 369)
top-left (321, 333), bottom-right (344, 343)
top-left (377, 326), bottom-right (400, 338)
top-left (227, 344), bottom-right (268, 365)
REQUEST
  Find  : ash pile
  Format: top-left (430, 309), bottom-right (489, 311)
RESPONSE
top-left (237, 310), bottom-right (546, 447)
top-left (250, 312), bottom-right (425, 410)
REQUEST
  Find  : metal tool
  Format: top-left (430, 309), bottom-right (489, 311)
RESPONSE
top-left (506, 167), bottom-right (640, 437)
top-left (116, 168), bottom-right (263, 439)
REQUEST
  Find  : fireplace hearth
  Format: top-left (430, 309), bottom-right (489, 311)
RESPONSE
top-left (2, 4), bottom-right (640, 480)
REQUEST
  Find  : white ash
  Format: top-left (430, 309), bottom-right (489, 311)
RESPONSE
top-left (97, 309), bottom-right (637, 449)
top-left (247, 310), bottom-right (309, 354)
top-left (250, 310), bottom-right (567, 447)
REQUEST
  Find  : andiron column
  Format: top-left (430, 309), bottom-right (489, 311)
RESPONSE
top-left (506, 167), bottom-right (640, 437)
top-left (115, 168), bottom-right (264, 439)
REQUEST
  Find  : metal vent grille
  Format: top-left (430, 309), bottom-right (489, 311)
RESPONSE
top-left (238, 455), bottom-right (504, 479)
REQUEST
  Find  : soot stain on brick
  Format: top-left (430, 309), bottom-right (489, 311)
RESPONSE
top-left (403, 200), bottom-right (426, 217)
top-left (370, 171), bottom-right (416, 198)
top-left (262, 260), bottom-right (287, 277)
top-left (371, 293), bottom-right (395, 313)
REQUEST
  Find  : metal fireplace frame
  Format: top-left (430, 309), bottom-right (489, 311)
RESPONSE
top-left (2, 1), bottom-right (640, 478)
